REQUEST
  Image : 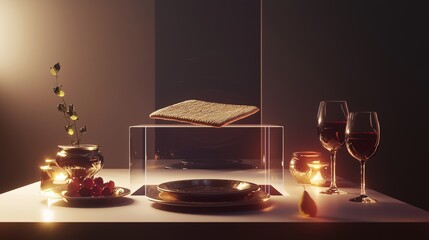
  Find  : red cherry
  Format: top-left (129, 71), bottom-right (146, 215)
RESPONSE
top-left (106, 180), bottom-right (115, 190)
top-left (79, 187), bottom-right (92, 197)
top-left (94, 177), bottom-right (104, 186)
top-left (82, 177), bottom-right (95, 188)
top-left (92, 185), bottom-right (102, 196)
top-left (101, 186), bottom-right (112, 196)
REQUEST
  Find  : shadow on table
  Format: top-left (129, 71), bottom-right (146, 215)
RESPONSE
top-left (42, 197), bottom-right (135, 208)
top-left (322, 178), bottom-right (358, 188)
top-left (151, 200), bottom-right (273, 215)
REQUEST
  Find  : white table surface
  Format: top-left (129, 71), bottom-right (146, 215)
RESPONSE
top-left (0, 169), bottom-right (427, 223)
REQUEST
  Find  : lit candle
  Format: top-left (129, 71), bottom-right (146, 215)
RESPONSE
top-left (40, 158), bottom-right (69, 192)
top-left (307, 160), bottom-right (329, 186)
top-left (310, 170), bottom-right (325, 185)
top-left (290, 151), bottom-right (328, 185)
top-left (53, 172), bottom-right (68, 185)
top-left (40, 165), bottom-right (53, 190)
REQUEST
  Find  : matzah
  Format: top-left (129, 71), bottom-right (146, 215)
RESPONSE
top-left (149, 100), bottom-right (260, 127)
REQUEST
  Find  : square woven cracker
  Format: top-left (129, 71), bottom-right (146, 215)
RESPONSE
top-left (149, 99), bottom-right (260, 127)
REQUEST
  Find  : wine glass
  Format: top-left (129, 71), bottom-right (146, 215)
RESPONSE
top-left (317, 100), bottom-right (349, 195)
top-left (345, 112), bottom-right (380, 203)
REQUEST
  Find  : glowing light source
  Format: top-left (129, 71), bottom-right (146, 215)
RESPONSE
top-left (42, 208), bottom-right (54, 222)
top-left (308, 160), bottom-right (323, 169)
top-left (290, 152), bottom-right (329, 186)
top-left (307, 160), bottom-right (328, 186)
top-left (310, 170), bottom-right (326, 186)
top-left (0, 2), bottom-right (18, 74)
top-left (53, 172), bottom-right (68, 184)
top-left (40, 158), bottom-right (69, 192)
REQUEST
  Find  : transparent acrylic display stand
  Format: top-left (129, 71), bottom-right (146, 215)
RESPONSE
top-left (129, 124), bottom-right (284, 198)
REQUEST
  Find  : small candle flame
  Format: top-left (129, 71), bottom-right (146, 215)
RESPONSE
top-left (53, 172), bottom-right (68, 184)
top-left (308, 160), bottom-right (324, 169)
top-left (310, 171), bottom-right (326, 186)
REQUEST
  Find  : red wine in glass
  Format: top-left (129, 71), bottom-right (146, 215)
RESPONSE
top-left (346, 132), bottom-right (378, 161)
top-left (346, 112), bottom-right (380, 203)
top-left (317, 122), bottom-right (347, 152)
top-left (317, 101), bottom-right (349, 195)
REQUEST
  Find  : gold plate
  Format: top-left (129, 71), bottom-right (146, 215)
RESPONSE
top-left (157, 179), bottom-right (260, 201)
top-left (147, 185), bottom-right (269, 207)
top-left (61, 187), bottom-right (131, 203)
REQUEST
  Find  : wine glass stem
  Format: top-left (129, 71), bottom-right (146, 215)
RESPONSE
top-left (330, 150), bottom-right (338, 189)
top-left (360, 160), bottom-right (367, 196)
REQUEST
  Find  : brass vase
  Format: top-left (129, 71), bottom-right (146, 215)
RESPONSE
top-left (55, 144), bottom-right (104, 179)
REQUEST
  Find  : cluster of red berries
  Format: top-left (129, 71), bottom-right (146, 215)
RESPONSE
top-left (66, 176), bottom-right (115, 197)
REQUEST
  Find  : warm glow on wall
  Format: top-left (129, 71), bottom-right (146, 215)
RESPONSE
top-left (0, 1), bottom-right (18, 75)
top-left (0, 1), bottom-right (59, 84)
top-left (0, 0), bottom-right (155, 199)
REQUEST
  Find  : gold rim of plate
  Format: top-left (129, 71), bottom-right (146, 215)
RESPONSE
top-left (146, 185), bottom-right (269, 207)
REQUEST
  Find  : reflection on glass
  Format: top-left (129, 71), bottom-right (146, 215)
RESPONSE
top-left (317, 100), bottom-right (349, 195)
top-left (346, 111), bottom-right (380, 203)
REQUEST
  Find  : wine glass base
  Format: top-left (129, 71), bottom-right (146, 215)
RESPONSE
top-left (320, 187), bottom-right (347, 195)
top-left (349, 195), bottom-right (377, 203)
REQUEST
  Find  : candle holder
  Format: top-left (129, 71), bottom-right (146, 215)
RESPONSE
top-left (289, 151), bottom-right (329, 186)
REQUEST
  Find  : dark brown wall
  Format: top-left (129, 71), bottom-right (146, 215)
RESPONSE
top-left (262, 0), bottom-right (428, 211)
top-left (0, 0), bottom-right (155, 192)
top-left (154, 0), bottom-right (261, 161)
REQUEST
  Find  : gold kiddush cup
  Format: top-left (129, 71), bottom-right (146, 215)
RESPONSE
top-left (55, 144), bottom-right (104, 179)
